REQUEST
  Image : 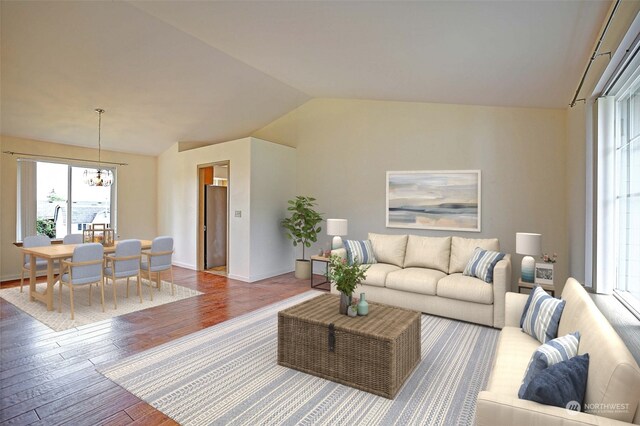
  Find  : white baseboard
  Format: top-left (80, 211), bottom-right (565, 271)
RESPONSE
top-left (248, 267), bottom-right (294, 283)
top-left (172, 260), bottom-right (195, 270)
top-left (227, 273), bottom-right (250, 282)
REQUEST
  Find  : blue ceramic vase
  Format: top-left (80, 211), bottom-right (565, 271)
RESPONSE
top-left (357, 292), bottom-right (369, 316)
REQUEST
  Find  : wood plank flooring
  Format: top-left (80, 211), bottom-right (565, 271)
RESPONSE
top-left (0, 268), bottom-right (329, 425)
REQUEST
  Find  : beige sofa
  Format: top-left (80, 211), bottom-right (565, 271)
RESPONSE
top-left (330, 233), bottom-right (511, 328)
top-left (476, 278), bottom-right (640, 425)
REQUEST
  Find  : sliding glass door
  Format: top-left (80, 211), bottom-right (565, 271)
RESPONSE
top-left (18, 159), bottom-right (115, 240)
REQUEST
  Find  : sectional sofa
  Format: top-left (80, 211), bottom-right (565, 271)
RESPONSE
top-left (331, 233), bottom-right (511, 328)
top-left (476, 278), bottom-right (640, 425)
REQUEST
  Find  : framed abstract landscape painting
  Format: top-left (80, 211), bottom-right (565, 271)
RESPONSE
top-left (386, 170), bottom-right (481, 232)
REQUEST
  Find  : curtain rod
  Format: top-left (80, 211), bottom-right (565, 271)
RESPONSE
top-left (2, 151), bottom-right (128, 166)
top-left (570, 0), bottom-right (621, 107)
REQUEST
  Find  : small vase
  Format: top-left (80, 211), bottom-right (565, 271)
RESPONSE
top-left (339, 292), bottom-right (351, 315)
top-left (347, 306), bottom-right (358, 317)
top-left (357, 292), bottom-right (369, 316)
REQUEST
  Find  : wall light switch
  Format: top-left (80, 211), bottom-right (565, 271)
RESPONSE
top-left (235, 210), bottom-right (242, 218)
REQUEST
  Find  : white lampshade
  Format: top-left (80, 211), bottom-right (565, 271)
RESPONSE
top-left (326, 219), bottom-right (348, 236)
top-left (327, 219), bottom-right (348, 250)
top-left (516, 232), bottom-right (541, 256)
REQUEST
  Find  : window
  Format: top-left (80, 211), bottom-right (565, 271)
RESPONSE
top-left (614, 70), bottom-right (640, 314)
top-left (17, 159), bottom-right (115, 240)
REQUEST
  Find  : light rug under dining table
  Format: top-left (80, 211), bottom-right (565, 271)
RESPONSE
top-left (99, 291), bottom-right (499, 426)
top-left (0, 279), bottom-right (202, 332)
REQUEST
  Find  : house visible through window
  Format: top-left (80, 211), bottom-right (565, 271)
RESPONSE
top-left (17, 159), bottom-right (115, 240)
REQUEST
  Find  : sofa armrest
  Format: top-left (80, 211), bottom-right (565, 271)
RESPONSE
top-left (504, 292), bottom-right (530, 328)
top-left (331, 248), bottom-right (347, 261)
top-left (476, 391), bottom-right (630, 426)
top-left (492, 254), bottom-right (511, 329)
top-left (328, 248), bottom-right (346, 295)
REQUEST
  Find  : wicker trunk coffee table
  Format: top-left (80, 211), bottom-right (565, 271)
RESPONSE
top-left (277, 293), bottom-right (421, 399)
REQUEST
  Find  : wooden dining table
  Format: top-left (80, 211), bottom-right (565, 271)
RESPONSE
top-left (22, 240), bottom-right (152, 311)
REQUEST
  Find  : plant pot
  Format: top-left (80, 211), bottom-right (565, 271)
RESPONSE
top-left (294, 259), bottom-right (311, 279)
top-left (347, 306), bottom-right (358, 317)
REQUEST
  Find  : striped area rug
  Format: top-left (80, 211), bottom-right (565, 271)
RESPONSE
top-left (100, 291), bottom-right (499, 425)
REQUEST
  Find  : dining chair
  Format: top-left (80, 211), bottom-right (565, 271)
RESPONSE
top-left (20, 235), bottom-right (52, 293)
top-left (62, 234), bottom-right (83, 244)
top-left (104, 239), bottom-right (144, 309)
top-left (58, 243), bottom-right (105, 320)
top-left (140, 236), bottom-right (174, 300)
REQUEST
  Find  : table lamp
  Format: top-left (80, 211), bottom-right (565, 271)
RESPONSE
top-left (516, 232), bottom-right (541, 283)
top-left (327, 219), bottom-right (348, 250)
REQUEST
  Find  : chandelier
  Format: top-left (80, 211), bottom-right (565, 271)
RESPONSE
top-left (84, 108), bottom-right (113, 187)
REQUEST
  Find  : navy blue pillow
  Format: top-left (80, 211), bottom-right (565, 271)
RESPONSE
top-left (521, 353), bottom-right (589, 411)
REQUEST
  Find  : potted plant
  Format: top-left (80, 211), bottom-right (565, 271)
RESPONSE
top-left (281, 196), bottom-right (323, 279)
top-left (328, 255), bottom-right (369, 314)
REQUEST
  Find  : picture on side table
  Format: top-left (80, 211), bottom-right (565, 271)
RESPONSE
top-left (386, 170), bottom-right (481, 232)
top-left (534, 262), bottom-right (554, 285)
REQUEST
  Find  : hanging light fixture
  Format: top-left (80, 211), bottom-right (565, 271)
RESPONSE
top-left (83, 108), bottom-right (113, 187)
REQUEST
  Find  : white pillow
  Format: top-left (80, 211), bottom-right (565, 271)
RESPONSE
top-left (367, 233), bottom-right (408, 267)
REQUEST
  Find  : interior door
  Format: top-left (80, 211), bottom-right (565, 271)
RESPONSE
top-left (204, 185), bottom-right (227, 269)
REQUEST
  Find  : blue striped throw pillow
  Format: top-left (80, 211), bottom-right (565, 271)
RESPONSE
top-left (343, 240), bottom-right (377, 265)
top-left (462, 247), bottom-right (505, 283)
top-left (520, 286), bottom-right (566, 344)
top-left (518, 332), bottom-right (581, 399)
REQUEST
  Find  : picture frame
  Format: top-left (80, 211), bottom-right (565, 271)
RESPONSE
top-left (535, 262), bottom-right (554, 285)
top-left (386, 170), bottom-right (481, 232)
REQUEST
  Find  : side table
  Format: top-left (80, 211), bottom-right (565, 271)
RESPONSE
top-left (310, 255), bottom-right (330, 289)
top-left (517, 280), bottom-right (555, 297)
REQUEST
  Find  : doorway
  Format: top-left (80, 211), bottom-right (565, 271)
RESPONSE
top-left (197, 162), bottom-right (229, 275)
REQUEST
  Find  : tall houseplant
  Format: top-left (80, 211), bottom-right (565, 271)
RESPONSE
top-left (281, 196), bottom-right (323, 279)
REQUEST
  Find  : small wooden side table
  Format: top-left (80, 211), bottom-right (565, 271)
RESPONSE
top-left (518, 280), bottom-right (556, 297)
top-left (310, 255), bottom-right (330, 289)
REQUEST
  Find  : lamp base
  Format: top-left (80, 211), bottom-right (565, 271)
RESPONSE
top-left (521, 255), bottom-right (535, 283)
top-left (331, 236), bottom-right (344, 250)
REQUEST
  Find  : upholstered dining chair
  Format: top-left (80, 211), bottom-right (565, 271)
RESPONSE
top-left (62, 234), bottom-right (83, 244)
top-left (58, 243), bottom-right (105, 320)
top-left (20, 235), bottom-right (51, 293)
top-left (140, 236), bottom-right (174, 300)
top-left (104, 239), bottom-right (144, 308)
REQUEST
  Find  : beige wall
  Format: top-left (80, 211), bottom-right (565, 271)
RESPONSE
top-left (0, 135), bottom-right (157, 281)
top-left (157, 137), bottom-right (295, 282)
top-left (255, 98), bottom-right (569, 293)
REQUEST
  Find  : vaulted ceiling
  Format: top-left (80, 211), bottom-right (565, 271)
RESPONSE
top-left (1, 1), bottom-right (611, 156)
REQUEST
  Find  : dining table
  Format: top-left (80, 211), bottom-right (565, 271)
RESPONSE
top-left (22, 240), bottom-right (153, 311)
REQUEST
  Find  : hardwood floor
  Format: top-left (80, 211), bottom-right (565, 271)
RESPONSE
top-left (0, 268), bottom-right (329, 425)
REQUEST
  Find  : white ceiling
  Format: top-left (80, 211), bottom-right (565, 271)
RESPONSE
top-left (1, 1), bottom-right (611, 156)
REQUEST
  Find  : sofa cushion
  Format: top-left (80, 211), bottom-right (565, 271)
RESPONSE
top-left (449, 237), bottom-right (500, 274)
top-left (403, 235), bottom-right (451, 273)
top-left (518, 332), bottom-right (581, 398)
top-left (368, 233), bottom-right (408, 267)
top-left (343, 239), bottom-right (377, 265)
top-left (361, 263), bottom-right (401, 288)
top-left (521, 353), bottom-right (590, 412)
top-left (521, 286), bottom-right (565, 344)
top-left (436, 273), bottom-right (493, 304)
top-left (485, 327), bottom-right (541, 397)
top-left (463, 247), bottom-right (505, 283)
top-left (385, 268), bottom-right (445, 296)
